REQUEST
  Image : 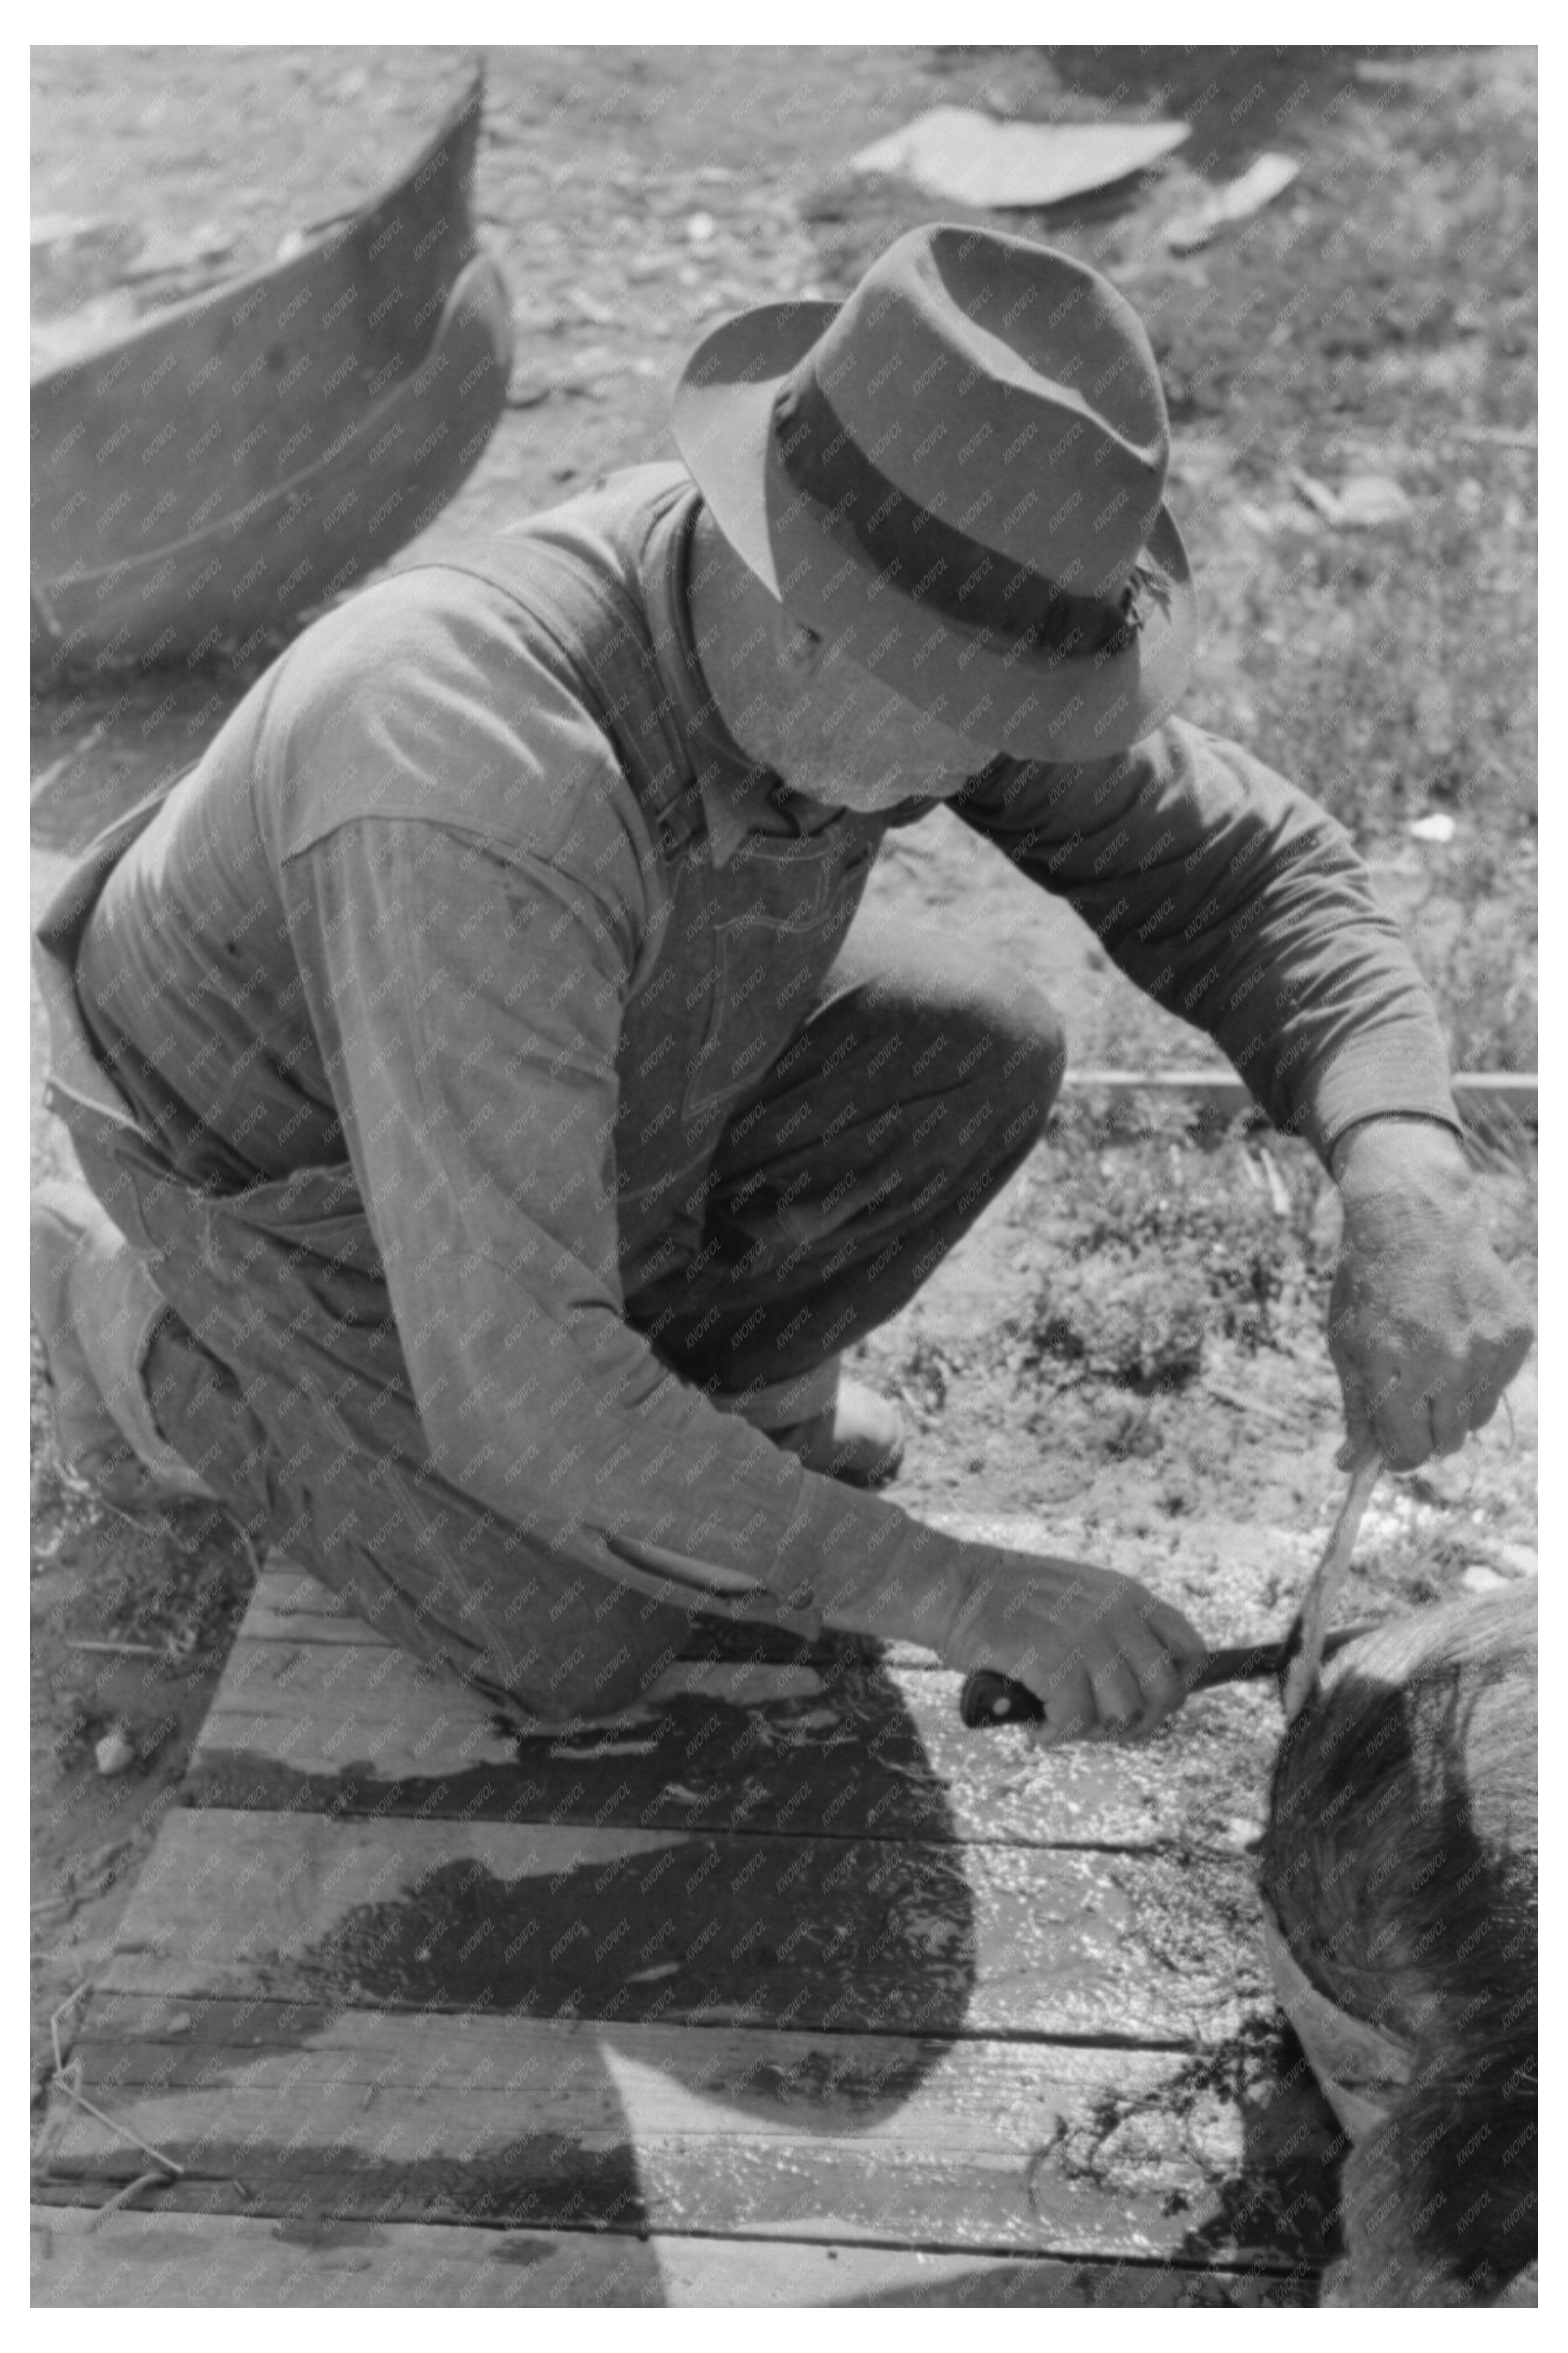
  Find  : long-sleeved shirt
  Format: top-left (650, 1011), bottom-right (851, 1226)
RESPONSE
top-left (72, 462), bottom-right (1460, 1630)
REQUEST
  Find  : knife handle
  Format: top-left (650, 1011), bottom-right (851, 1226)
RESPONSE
top-left (959, 1623), bottom-right (1377, 1729)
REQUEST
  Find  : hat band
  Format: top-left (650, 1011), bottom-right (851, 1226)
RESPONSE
top-left (772, 368), bottom-right (1146, 661)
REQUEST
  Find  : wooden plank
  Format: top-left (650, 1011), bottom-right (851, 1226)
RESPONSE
top-left (190, 1597), bottom-right (1281, 1854)
top-left (1058, 1067), bottom-right (1537, 1126)
top-left (1446, 1071), bottom-right (1538, 1122)
top-left (79, 1806), bottom-right (1267, 2045)
top-left (36, 2004), bottom-right (1337, 2265)
top-left (30, 2207), bottom-right (1315, 2306)
top-left (229, 1565), bottom-right (397, 1645)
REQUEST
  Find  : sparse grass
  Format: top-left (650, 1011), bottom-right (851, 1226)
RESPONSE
top-left (1401, 842), bottom-right (1539, 1074)
top-left (810, 46), bottom-right (1538, 1076)
top-left (1007, 1103), bottom-right (1531, 1400)
top-left (1028, 1132), bottom-right (1327, 1372)
top-left (1110, 45), bottom-right (1539, 1071)
top-left (861, 1093), bottom-right (1535, 1529)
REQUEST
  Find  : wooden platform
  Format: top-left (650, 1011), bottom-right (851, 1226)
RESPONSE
top-left (32, 1554), bottom-right (1341, 2307)
top-left (1058, 1066), bottom-right (1537, 1130)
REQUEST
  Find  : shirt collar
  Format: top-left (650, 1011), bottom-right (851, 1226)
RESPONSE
top-left (645, 485), bottom-right (835, 868)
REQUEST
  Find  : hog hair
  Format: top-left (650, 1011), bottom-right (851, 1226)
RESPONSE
top-left (1259, 1580), bottom-right (1536, 2304)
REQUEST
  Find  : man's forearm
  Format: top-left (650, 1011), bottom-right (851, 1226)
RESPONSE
top-left (807, 1508), bottom-right (972, 1647)
top-left (399, 1254), bottom-right (975, 1643)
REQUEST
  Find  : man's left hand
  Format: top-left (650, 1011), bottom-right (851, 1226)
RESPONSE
top-left (1327, 1116), bottom-right (1535, 1470)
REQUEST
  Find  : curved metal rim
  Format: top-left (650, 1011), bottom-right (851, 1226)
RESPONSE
top-left (38, 253), bottom-right (509, 604)
top-left (29, 57), bottom-right (485, 394)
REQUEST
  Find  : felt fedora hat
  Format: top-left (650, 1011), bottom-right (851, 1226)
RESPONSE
top-left (673, 222), bottom-right (1197, 763)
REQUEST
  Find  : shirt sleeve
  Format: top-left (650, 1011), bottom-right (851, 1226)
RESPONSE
top-left (282, 814), bottom-right (957, 1632)
top-left (951, 718), bottom-right (1461, 1161)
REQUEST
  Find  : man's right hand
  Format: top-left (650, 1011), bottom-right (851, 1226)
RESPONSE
top-left (931, 1545), bottom-right (1208, 1745)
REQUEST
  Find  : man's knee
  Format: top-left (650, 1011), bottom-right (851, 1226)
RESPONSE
top-left (960, 970), bottom-right (1065, 1139)
top-left (519, 1590), bottom-right (691, 1722)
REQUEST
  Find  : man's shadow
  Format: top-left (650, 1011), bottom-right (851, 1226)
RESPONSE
top-left (209, 1627), bottom-right (978, 2296)
top-left (146, 1597), bottom-right (1346, 2302)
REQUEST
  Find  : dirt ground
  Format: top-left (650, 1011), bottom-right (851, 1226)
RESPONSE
top-left (30, 41), bottom-right (1536, 2147)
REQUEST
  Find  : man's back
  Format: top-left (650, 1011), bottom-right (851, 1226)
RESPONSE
top-left (74, 465), bottom-right (719, 1191)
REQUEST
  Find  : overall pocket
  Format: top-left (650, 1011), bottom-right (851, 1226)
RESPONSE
top-left (197, 1162), bottom-right (385, 1283)
top-left (681, 835), bottom-right (873, 1123)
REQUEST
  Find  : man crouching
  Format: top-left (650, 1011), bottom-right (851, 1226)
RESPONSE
top-left (32, 226), bottom-right (1530, 1738)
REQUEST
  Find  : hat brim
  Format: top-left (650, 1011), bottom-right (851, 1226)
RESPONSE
top-left (673, 300), bottom-right (1197, 765)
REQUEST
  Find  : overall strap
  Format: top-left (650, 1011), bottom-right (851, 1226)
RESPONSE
top-left (33, 766), bottom-right (198, 1131)
top-left (391, 483), bottom-right (709, 856)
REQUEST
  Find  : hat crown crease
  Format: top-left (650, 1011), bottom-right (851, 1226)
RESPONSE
top-left (799, 229), bottom-right (1169, 591)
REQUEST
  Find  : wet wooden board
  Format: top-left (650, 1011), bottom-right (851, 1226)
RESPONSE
top-left (190, 1574), bottom-right (1279, 1853)
top-left (92, 1804), bottom-right (1262, 2045)
top-left (33, 2015), bottom-right (1209, 2251)
top-left (30, 2206), bottom-right (1314, 2307)
top-left (37, 1565), bottom-right (1323, 2301)
top-left (36, 2002), bottom-right (1335, 2264)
